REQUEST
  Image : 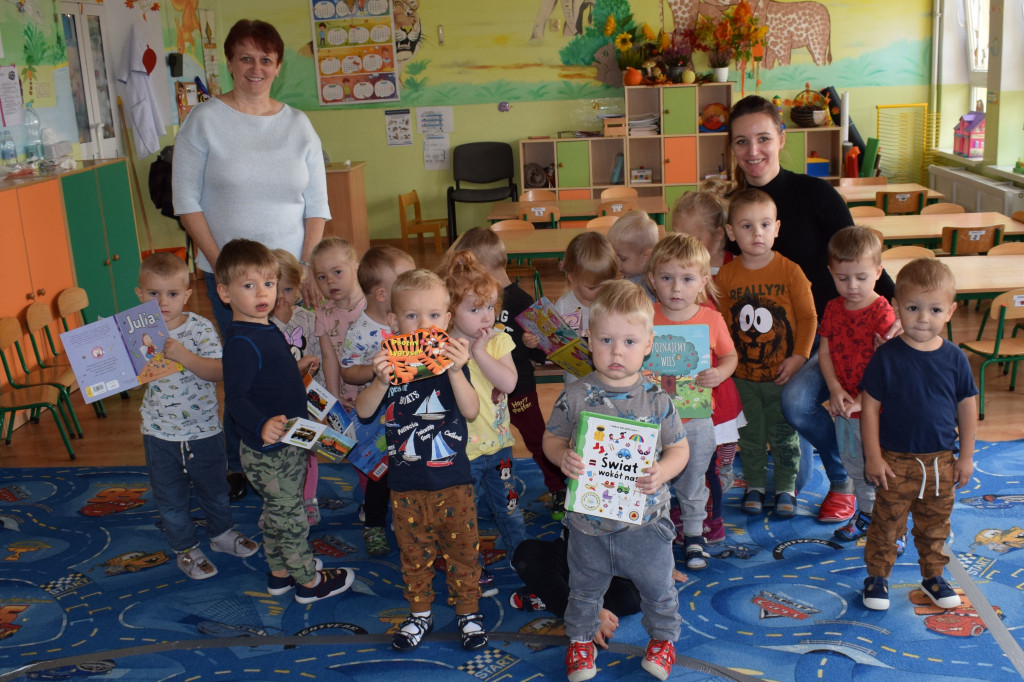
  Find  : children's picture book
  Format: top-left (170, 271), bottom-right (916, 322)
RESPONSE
top-left (514, 297), bottom-right (594, 379)
top-left (566, 412), bottom-right (659, 525)
top-left (642, 324), bottom-right (712, 418)
top-left (380, 326), bottom-right (454, 385)
top-left (59, 299), bottom-right (183, 403)
top-left (280, 417), bottom-right (357, 464)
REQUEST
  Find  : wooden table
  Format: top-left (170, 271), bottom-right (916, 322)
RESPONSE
top-left (499, 228), bottom-right (602, 260)
top-left (864, 212), bottom-right (1024, 246)
top-left (883, 255), bottom-right (1024, 300)
top-left (487, 196), bottom-right (668, 225)
top-left (838, 182), bottom-right (943, 206)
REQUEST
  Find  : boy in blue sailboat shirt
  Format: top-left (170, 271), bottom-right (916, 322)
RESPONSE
top-left (355, 268), bottom-right (487, 652)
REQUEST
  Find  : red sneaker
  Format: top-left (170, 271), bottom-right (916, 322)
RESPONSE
top-left (566, 641), bottom-right (597, 682)
top-left (817, 490), bottom-right (855, 522)
top-left (641, 639), bottom-right (675, 680)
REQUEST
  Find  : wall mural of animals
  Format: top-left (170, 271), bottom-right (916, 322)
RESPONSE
top-left (667, 0), bottom-right (832, 68)
top-left (531, 0), bottom-right (595, 40)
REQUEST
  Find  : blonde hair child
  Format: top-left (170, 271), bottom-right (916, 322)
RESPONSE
top-left (647, 233), bottom-right (741, 559)
top-left (438, 251), bottom-right (528, 571)
top-left (311, 237), bottom-right (366, 407)
top-left (607, 209), bottom-right (659, 299)
top-left (672, 179), bottom-right (731, 274)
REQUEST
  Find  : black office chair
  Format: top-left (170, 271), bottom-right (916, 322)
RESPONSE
top-left (446, 142), bottom-right (518, 243)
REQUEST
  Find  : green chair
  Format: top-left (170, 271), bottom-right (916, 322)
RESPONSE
top-left (959, 288), bottom-right (1024, 420)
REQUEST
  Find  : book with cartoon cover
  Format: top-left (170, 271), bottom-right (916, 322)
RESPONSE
top-left (280, 417), bottom-right (357, 463)
top-left (59, 299), bottom-right (183, 403)
top-left (380, 326), bottom-right (454, 385)
top-left (566, 412), bottom-right (659, 525)
top-left (514, 297), bottom-right (594, 379)
top-left (642, 324), bottom-right (712, 419)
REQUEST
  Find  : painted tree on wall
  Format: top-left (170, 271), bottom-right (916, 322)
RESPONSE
top-left (558, 0), bottom-right (637, 66)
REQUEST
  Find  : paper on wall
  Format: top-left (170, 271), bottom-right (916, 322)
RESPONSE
top-left (424, 133), bottom-right (449, 170)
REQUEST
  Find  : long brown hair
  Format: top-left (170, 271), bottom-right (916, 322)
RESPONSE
top-left (727, 95), bottom-right (785, 191)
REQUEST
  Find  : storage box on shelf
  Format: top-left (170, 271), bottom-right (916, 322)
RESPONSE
top-left (518, 83), bottom-right (734, 214)
top-left (779, 122), bottom-right (842, 184)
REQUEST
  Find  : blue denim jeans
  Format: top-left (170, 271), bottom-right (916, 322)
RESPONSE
top-left (471, 447), bottom-right (528, 553)
top-left (565, 516), bottom-right (680, 643)
top-left (202, 270), bottom-right (242, 472)
top-left (780, 339), bottom-right (848, 488)
top-left (144, 433), bottom-right (233, 552)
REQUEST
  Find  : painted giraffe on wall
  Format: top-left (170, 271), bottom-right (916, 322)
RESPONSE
top-left (531, 0), bottom-right (594, 40)
top-left (667, 0), bottom-right (832, 68)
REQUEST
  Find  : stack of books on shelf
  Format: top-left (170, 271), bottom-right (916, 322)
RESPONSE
top-left (628, 114), bottom-right (660, 136)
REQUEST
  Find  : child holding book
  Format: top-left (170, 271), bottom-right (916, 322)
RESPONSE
top-left (607, 209), bottom-right (659, 300)
top-left (438, 250), bottom-right (528, 591)
top-left (340, 245), bottom-right (415, 556)
top-left (817, 227), bottom-right (897, 544)
top-left (355, 269), bottom-right (487, 652)
top-left (313, 237), bottom-right (366, 407)
top-left (715, 189), bottom-right (816, 517)
top-left (446, 227), bottom-right (567, 517)
top-left (217, 239), bottom-right (354, 604)
top-left (136, 252), bottom-right (258, 580)
top-left (860, 258), bottom-right (976, 611)
top-left (647, 233), bottom-right (738, 566)
top-left (544, 279), bottom-right (689, 682)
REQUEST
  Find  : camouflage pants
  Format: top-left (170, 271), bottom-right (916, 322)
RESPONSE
top-left (392, 484), bottom-right (481, 615)
top-left (864, 449), bottom-right (955, 579)
top-left (240, 442), bottom-right (317, 584)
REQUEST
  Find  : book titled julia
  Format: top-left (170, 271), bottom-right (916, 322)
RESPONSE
top-left (381, 327), bottom-right (454, 385)
top-left (566, 412), bottom-right (659, 525)
top-left (514, 297), bottom-right (594, 379)
top-left (59, 299), bottom-right (183, 403)
top-left (643, 324), bottom-right (712, 419)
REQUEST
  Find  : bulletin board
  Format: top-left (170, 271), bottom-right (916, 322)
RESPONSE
top-left (310, 0), bottom-right (399, 106)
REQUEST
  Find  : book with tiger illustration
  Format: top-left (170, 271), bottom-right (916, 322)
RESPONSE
top-left (380, 326), bottom-right (454, 385)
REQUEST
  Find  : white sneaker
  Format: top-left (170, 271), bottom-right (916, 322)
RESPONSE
top-left (210, 529), bottom-right (259, 558)
top-left (177, 547), bottom-right (218, 580)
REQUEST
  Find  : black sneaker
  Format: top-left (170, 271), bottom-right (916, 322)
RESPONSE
top-left (479, 567), bottom-right (498, 598)
top-left (266, 558), bottom-right (322, 596)
top-left (510, 587), bottom-right (547, 612)
top-left (684, 536), bottom-right (709, 571)
top-left (457, 612), bottom-right (488, 651)
top-left (552, 489), bottom-right (567, 520)
top-left (294, 567), bottom-right (354, 604)
top-left (862, 576), bottom-right (890, 611)
top-left (921, 576), bottom-right (961, 609)
top-left (392, 613), bottom-right (433, 651)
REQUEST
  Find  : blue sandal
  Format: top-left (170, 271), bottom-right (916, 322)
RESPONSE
top-left (774, 492), bottom-right (797, 519)
top-left (742, 489), bottom-right (764, 516)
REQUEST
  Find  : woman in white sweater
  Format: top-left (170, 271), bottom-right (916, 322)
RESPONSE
top-left (173, 19), bottom-right (331, 335)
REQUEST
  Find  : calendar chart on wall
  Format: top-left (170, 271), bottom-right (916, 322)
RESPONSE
top-left (310, 0), bottom-right (400, 106)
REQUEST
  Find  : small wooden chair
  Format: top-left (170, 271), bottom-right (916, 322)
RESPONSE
top-left (881, 245), bottom-right (936, 260)
top-left (959, 287), bottom-right (1024, 420)
top-left (586, 215), bottom-right (619, 231)
top-left (1013, 210), bottom-right (1024, 224)
top-left (988, 242), bottom-right (1024, 256)
top-left (490, 220), bottom-right (538, 286)
top-left (57, 287), bottom-right (109, 417)
top-left (25, 301), bottom-right (71, 371)
top-left (875, 189), bottom-right (926, 215)
top-left (920, 202), bottom-right (966, 215)
top-left (490, 220), bottom-right (535, 232)
top-left (870, 228), bottom-right (885, 248)
top-left (520, 189), bottom-right (556, 202)
top-left (398, 190), bottom-right (447, 254)
top-left (521, 203), bottom-right (560, 229)
top-left (598, 199), bottom-right (638, 217)
top-left (600, 186), bottom-right (639, 200)
top-left (849, 206), bottom-right (886, 218)
top-left (939, 225), bottom-right (1002, 256)
top-left (839, 176), bottom-right (888, 186)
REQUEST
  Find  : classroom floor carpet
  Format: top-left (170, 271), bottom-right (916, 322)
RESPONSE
top-left (0, 440), bottom-right (1021, 681)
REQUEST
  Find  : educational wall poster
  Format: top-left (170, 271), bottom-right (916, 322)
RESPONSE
top-left (310, 0), bottom-right (400, 106)
top-left (59, 299), bottom-right (183, 404)
top-left (566, 412), bottom-right (659, 525)
top-left (384, 108), bottom-right (411, 146)
top-left (0, 65), bottom-right (23, 126)
top-left (423, 133), bottom-right (449, 170)
top-left (642, 324), bottom-right (712, 419)
top-left (417, 106), bottom-right (453, 134)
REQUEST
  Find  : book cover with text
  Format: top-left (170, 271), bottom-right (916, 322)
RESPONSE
top-left (643, 324), bottom-right (712, 418)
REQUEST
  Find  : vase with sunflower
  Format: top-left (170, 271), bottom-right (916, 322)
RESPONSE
top-left (604, 13), bottom-right (656, 85)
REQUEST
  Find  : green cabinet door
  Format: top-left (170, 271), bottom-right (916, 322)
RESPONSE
top-left (96, 161), bottom-right (142, 314)
top-left (62, 169), bottom-right (116, 319)
top-left (780, 130), bottom-right (806, 175)
top-left (555, 140), bottom-right (590, 188)
top-left (662, 87), bottom-right (697, 136)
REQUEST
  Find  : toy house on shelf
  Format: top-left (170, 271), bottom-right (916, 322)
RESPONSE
top-left (953, 112), bottom-right (985, 158)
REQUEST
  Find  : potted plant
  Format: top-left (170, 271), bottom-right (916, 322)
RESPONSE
top-left (660, 29), bottom-right (693, 83)
top-left (604, 13), bottom-right (656, 85)
top-left (692, 1), bottom-right (763, 83)
top-left (785, 83), bottom-right (831, 128)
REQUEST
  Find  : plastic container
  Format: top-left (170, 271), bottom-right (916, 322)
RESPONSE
top-left (22, 103), bottom-right (43, 160)
top-left (1, 129), bottom-right (16, 165)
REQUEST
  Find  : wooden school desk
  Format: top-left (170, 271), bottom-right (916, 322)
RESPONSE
top-left (838, 182), bottom-right (943, 206)
top-left (864, 212), bottom-right (1024, 247)
top-left (487, 196), bottom-right (669, 225)
top-left (883, 255), bottom-right (1024, 300)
